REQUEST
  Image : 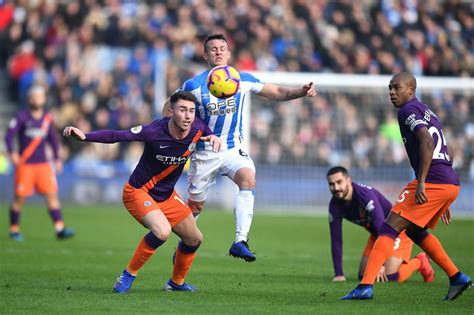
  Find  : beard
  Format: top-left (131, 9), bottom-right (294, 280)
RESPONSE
top-left (332, 187), bottom-right (349, 200)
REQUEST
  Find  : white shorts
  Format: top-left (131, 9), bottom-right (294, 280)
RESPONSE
top-left (187, 147), bottom-right (256, 202)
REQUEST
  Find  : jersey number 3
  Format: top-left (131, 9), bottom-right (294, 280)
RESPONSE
top-left (393, 237), bottom-right (401, 250)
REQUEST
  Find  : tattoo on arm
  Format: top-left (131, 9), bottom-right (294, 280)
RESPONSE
top-left (285, 89), bottom-right (301, 100)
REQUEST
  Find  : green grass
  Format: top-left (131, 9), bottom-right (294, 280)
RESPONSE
top-left (0, 204), bottom-right (473, 314)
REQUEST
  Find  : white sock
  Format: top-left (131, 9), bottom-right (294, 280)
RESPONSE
top-left (234, 189), bottom-right (255, 242)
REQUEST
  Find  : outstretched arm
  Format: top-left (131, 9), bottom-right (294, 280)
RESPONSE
top-left (63, 126), bottom-right (86, 141)
top-left (258, 82), bottom-right (317, 101)
top-left (63, 126), bottom-right (146, 143)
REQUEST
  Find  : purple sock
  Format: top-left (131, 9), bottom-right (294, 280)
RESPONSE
top-left (144, 232), bottom-right (165, 249)
top-left (48, 208), bottom-right (63, 223)
top-left (387, 272), bottom-right (400, 282)
top-left (178, 241), bottom-right (201, 253)
top-left (10, 207), bottom-right (20, 227)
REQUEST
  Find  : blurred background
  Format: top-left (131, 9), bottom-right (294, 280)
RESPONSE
top-left (0, 0), bottom-right (472, 214)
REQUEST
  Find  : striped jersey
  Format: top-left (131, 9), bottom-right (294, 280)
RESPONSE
top-left (181, 69), bottom-right (264, 151)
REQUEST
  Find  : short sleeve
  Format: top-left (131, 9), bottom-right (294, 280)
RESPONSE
top-left (240, 72), bottom-right (264, 94)
top-left (399, 104), bottom-right (428, 134)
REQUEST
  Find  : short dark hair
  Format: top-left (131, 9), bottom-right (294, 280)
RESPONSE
top-left (169, 91), bottom-right (197, 108)
top-left (395, 72), bottom-right (417, 90)
top-left (326, 166), bottom-right (349, 177)
top-left (204, 34), bottom-right (228, 52)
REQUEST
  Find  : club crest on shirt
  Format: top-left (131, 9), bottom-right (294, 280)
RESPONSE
top-left (188, 143), bottom-right (196, 152)
top-left (144, 201), bottom-right (152, 206)
top-left (365, 200), bottom-right (375, 212)
top-left (8, 118), bottom-right (17, 129)
top-left (131, 125), bottom-right (142, 134)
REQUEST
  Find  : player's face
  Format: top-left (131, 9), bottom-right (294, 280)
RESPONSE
top-left (388, 76), bottom-right (414, 108)
top-left (28, 90), bottom-right (46, 110)
top-left (204, 39), bottom-right (231, 67)
top-left (170, 99), bottom-right (196, 132)
top-left (327, 172), bottom-right (351, 200)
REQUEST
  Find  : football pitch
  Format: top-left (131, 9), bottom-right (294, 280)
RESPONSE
top-left (1, 204), bottom-right (473, 314)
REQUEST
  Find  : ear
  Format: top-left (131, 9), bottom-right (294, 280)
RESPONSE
top-left (166, 106), bottom-right (173, 117)
top-left (203, 52), bottom-right (209, 62)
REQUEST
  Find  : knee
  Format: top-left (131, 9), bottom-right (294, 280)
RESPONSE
top-left (154, 228), bottom-right (171, 241)
top-left (384, 257), bottom-right (403, 275)
top-left (188, 236), bottom-right (203, 248)
top-left (181, 226), bottom-right (203, 246)
top-left (13, 196), bottom-right (25, 208)
top-left (186, 230), bottom-right (204, 246)
top-left (45, 194), bottom-right (60, 208)
top-left (149, 222), bottom-right (171, 241)
top-left (47, 200), bottom-right (60, 209)
top-left (237, 174), bottom-right (256, 190)
top-left (195, 230), bottom-right (203, 244)
top-left (245, 178), bottom-right (256, 189)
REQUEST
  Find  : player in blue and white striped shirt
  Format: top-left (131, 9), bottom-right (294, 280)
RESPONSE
top-left (178, 34), bottom-right (317, 261)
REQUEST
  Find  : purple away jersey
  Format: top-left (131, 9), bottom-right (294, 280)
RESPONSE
top-left (84, 117), bottom-right (212, 202)
top-left (328, 182), bottom-right (393, 276)
top-left (397, 98), bottom-right (459, 185)
top-left (5, 110), bottom-right (60, 164)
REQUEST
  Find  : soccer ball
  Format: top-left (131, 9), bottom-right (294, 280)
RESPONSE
top-left (206, 65), bottom-right (240, 98)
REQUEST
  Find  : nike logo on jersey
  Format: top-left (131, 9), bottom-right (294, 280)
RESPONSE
top-left (160, 145), bottom-right (170, 149)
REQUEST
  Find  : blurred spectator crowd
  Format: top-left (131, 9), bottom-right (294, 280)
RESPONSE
top-left (0, 0), bottom-right (472, 176)
top-left (250, 89), bottom-right (473, 181)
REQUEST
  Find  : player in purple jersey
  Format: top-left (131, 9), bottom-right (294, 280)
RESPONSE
top-left (5, 85), bottom-right (74, 241)
top-left (342, 73), bottom-right (471, 301)
top-left (63, 91), bottom-right (220, 292)
top-left (327, 166), bottom-right (434, 284)
top-left (165, 34), bottom-right (317, 262)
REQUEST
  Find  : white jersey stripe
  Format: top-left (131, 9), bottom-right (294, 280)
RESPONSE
top-left (182, 69), bottom-right (264, 151)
